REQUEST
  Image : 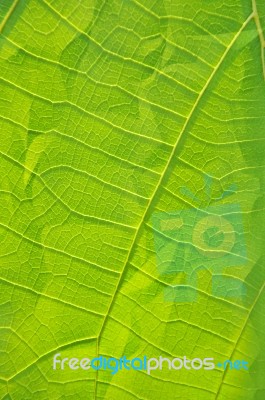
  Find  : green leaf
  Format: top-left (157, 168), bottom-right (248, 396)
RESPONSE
top-left (0, 0), bottom-right (264, 399)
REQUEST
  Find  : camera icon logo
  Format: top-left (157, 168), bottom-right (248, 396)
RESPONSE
top-left (152, 177), bottom-right (247, 302)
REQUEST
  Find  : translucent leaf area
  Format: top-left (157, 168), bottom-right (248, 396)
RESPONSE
top-left (0, 1), bottom-right (265, 399)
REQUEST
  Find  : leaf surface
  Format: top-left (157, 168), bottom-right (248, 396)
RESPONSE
top-left (0, 0), bottom-right (265, 399)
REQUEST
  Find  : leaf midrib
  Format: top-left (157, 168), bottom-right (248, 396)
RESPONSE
top-left (97, 12), bottom-right (255, 347)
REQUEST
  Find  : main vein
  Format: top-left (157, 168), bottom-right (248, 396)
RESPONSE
top-left (96, 12), bottom-right (255, 341)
